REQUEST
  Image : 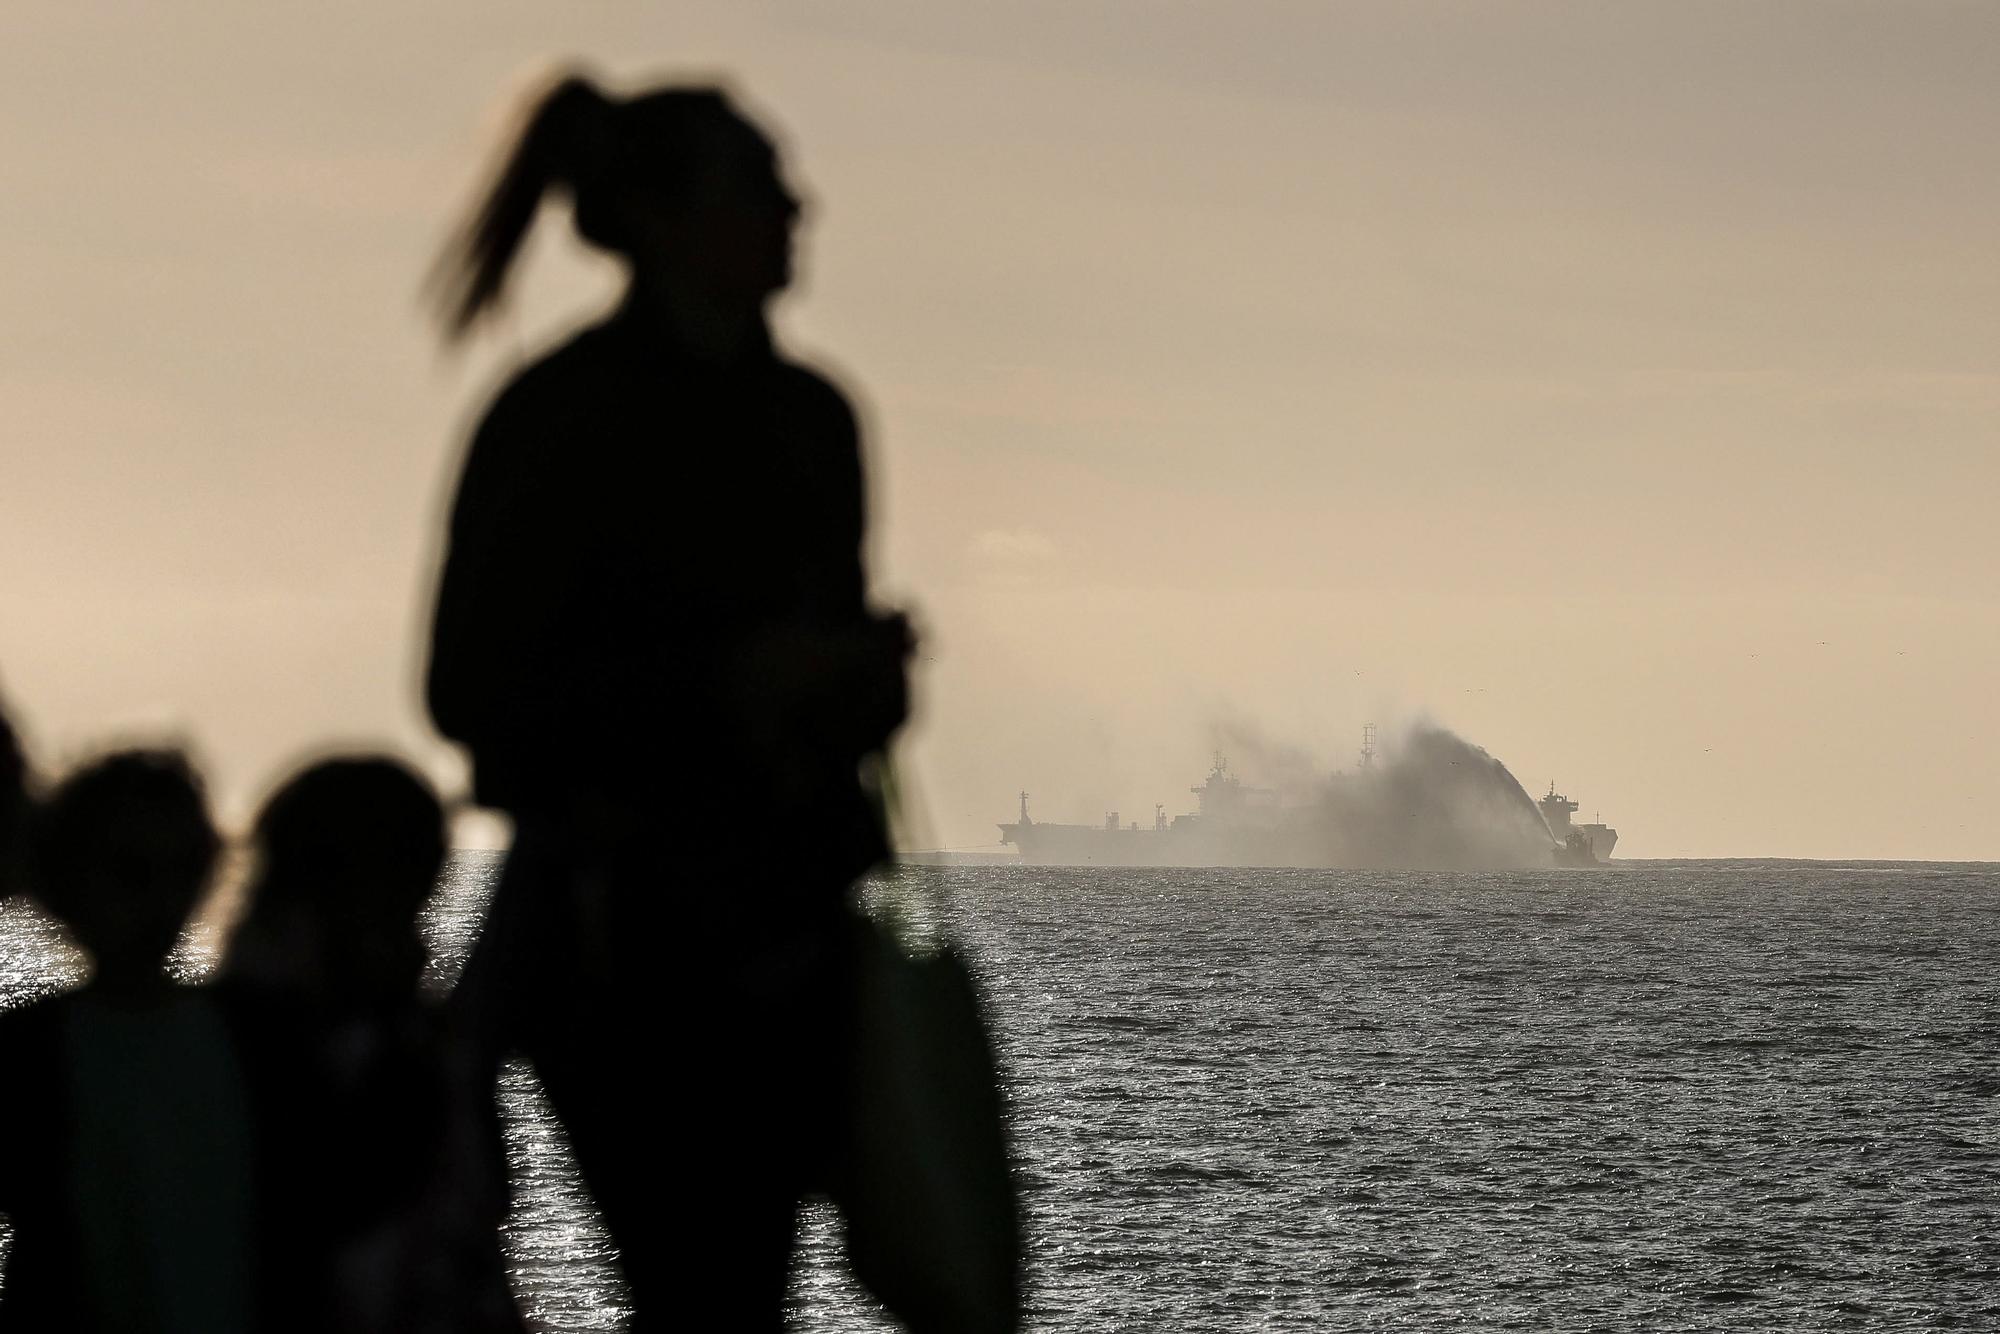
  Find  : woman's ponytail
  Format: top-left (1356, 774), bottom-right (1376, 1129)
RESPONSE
top-left (430, 73), bottom-right (614, 342)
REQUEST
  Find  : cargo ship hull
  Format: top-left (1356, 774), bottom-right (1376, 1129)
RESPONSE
top-left (998, 819), bottom-right (1329, 868)
top-left (999, 740), bottom-right (1619, 870)
top-left (999, 738), bottom-right (1618, 870)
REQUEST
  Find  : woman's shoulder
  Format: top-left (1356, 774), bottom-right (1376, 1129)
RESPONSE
top-left (475, 321), bottom-right (628, 431)
top-left (770, 356), bottom-right (861, 439)
top-left (448, 322), bottom-right (630, 516)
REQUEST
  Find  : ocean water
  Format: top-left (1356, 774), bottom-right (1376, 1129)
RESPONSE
top-left (4, 857), bottom-right (1998, 1331)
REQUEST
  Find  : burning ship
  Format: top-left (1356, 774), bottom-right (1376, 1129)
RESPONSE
top-left (1538, 784), bottom-right (1619, 866)
top-left (999, 726), bottom-right (1618, 869)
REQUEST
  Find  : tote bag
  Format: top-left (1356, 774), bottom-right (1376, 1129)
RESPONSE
top-left (831, 867), bottom-right (1022, 1332)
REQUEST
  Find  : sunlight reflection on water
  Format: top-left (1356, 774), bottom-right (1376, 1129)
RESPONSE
top-left (6, 857), bottom-right (1999, 1331)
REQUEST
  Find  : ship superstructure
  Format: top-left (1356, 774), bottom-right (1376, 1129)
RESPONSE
top-left (998, 754), bottom-right (1274, 867)
top-left (1537, 783), bottom-right (1619, 864)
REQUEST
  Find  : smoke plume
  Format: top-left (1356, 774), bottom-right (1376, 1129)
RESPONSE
top-left (1205, 718), bottom-right (1554, 870)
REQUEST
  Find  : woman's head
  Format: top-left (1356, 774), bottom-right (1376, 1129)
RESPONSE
top-left (435, 72), bottom-right (801, 340)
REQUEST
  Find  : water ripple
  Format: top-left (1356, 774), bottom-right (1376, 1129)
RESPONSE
top-left (3, 858), bottom-right (1997, 1331)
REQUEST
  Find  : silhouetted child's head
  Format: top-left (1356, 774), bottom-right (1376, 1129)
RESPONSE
top-left (245, 757), bottom-right (446, 997)
top-left (32, 749), bottom-right (219, 988)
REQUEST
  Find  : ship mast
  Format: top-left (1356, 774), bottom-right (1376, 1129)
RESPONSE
top-left (1359, 722), bottom-right (1377, 771)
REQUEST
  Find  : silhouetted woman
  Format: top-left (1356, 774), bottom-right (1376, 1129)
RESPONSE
top-left (426, 73), bottom-right (910, 1329)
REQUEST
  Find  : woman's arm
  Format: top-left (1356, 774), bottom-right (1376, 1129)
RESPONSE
top-left (426, 375), bottom-right (595, 801)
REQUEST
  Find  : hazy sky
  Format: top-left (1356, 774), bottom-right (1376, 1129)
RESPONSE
top-left (1, 2), bottom-right (1994, 858)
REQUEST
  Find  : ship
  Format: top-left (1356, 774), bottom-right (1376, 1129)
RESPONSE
top-left (996, 754), bottom-right (1289, 868)
top-left (1537, 784), bottom-right (1619, 866)
top-left (998, 726), bottom-right (1619, 869)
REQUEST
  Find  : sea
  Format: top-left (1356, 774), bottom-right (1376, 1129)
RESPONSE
top-left (3, 855), bottom-right (1997, 1331)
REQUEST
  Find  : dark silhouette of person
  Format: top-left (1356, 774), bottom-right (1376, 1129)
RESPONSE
top-left (426, 72), bottom-right (912, 1328)
top-left (0, 698), bottom-right (27, 898)
top-left (0, 749), bottom-right (256, 1334)
top-left (218, 756), bottom-right (522, 1334)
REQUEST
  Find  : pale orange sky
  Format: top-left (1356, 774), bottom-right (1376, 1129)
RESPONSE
top-left (1, 3), bottom-right (1994, 858)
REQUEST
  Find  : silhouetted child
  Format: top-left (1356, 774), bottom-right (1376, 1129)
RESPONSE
top-left (0, 749), bottom-right (255, 1334)
top-left (220, 757), bottom-right (521, 1334)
